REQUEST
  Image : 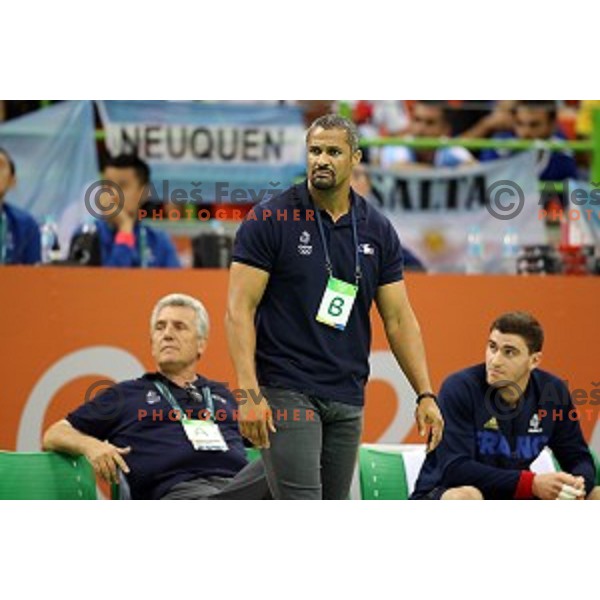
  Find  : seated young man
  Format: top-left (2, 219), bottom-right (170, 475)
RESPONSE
top-left (69, 154), bottom-right (180, 268)
top-left (412, 311), bottom-right (600, 500)
top-left (43, 293), bottom-right (269, 500)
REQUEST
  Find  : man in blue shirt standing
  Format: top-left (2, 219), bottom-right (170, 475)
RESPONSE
top-left (70, 154), bottom-right (180, 268)
top-left (226, 114), bottom-right (443, 499)
top-left (412, 311), bottom-right (600, 500)
top-left (0, 147), bottom-right (41, 265)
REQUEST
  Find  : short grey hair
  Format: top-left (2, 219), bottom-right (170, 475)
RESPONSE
top-left (306, 113), bottom-right (360, 153)
top-left (150, 293), bottom-right (210, 339)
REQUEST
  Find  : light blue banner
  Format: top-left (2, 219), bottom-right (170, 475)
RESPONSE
top-left (96, 101), bottom-right (307, 203)
top-left (0, 101), bottom-right (99, 222)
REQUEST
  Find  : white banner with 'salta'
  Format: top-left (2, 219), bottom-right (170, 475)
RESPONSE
top-left (367, 152), bottom-right (545, 273)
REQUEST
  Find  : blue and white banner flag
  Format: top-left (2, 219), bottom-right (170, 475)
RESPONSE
top-left (0, 101), bottom-right (99, 222)
top-left (96, 101), bottom-right (306, 203)
top-left (368, 152), bottom-right (546, 272)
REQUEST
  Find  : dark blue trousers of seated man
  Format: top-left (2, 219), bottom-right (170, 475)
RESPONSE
top-left (412, 311), bottom-right (600, 501)
top-left (43, 293), bottom-right (270, 500)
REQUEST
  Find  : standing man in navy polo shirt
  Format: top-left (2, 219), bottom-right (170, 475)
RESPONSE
top-left (0, 147), bottom-right (41, 265)
top-left (226, 114), bottom-right (443, 500)
top-left (43, 293), bottom-right (268, 500)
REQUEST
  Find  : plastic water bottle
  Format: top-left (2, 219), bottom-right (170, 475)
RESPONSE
top-left (81, 216), bottom-right (97, 236)
top-left (466, 226), bottom-right (484, 274)
top-left (40, 217), bottom-right (60, 264)
top-left (502, 227), bottom-right (520, 274)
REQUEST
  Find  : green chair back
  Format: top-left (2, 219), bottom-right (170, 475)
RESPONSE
top-left (245, 447), bottom-right (261, 462)
top-left (359, 446), bottom-right (409, 500)
top-left (0, 451), bottom-right (97, 500)
top-left (589, 448), bottom-right (600, 486)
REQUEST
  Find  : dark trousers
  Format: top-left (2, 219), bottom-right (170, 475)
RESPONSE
top-left (162, 458), bottom-right (271, 500)
top-left (260, 387), bottom-right (364, 500)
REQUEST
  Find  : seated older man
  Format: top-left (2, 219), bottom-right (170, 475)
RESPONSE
top-left (43, 293), bottom-right (269, 500)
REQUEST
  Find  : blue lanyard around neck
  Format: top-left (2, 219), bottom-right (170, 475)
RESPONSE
top-left (0, 211), bottom-right (7, 264)
top-left (314, 199), bottom-right (361, 286)
top-left (153, 380), bottom-right (215, 420)
top-left (138, 227), bottom-right (148, 268)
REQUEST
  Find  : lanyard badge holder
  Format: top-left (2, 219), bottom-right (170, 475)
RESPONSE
top-left (153, 381), bottom-right (228, 452)
top-left (314, 204), bottom-right (361, 331)
top-left (0, 213), bottom-right (7, 265)
top-left (139, 227), bottom-right (148, 268)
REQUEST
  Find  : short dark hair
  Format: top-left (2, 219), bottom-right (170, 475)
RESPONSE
top-left (490, 311), bottom-right (544, 354)
top-left (0, 147), bottom-right (16, 176)
top-left (306, 113), bottom-right (360, 153)
top-left (104, 154), bottom-right (150, 186)
top-left (515, 100), bottom-right (557, 122)
top-left (415, 100), bottom-right (453, 126)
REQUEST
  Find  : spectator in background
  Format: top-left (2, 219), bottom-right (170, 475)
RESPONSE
top-left (297, 101), bottom-right (335, 126)
top-left (460, 100), bottom-right (517, 140)
top-left (0, 147), bottom-right (40, 265)
top-left (379, 101), bottom-right (475, 169)
top-left (443, 101), bottom-right (496, 137)
top-left (69, 154), bottom-right (180, 268)
top-left (480, 100), bottom-right (578, 182)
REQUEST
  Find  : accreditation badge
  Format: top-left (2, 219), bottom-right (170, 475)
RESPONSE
top-left (182, 418), bottom-right (229, 451)
top-left (316, 276), bottom-right (358, 331)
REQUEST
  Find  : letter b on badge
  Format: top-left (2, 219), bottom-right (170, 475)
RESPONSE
top-left (316, 277), bottom-right (357, 331)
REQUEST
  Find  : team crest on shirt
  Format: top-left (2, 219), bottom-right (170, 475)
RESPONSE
top-left (146, 390), bottom-right (161, 405)
top-left (298, 231), bottom-right (312, 256)
top-left (359, 243), bottom-right (375, 255)
top-left (528, 413), bottom-right (543, 434)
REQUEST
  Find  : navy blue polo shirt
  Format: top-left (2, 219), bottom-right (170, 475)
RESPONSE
top-left (412, 364), bottom-right (596, 499)
top-left (66, 372), bottom-right (247, 499)
top-left (232, 181), bottom-right (404, 406)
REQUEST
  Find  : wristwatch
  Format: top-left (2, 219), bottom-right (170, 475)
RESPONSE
top-left (416, 392), bottom-right (438, 405)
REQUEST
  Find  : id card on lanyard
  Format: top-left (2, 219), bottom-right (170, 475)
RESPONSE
top-left (153, 380), bottom-right (228, 452)
top-left (138, 227), bottom-right (149, 268)
top-left (314, 202), bottom-right (361, 331)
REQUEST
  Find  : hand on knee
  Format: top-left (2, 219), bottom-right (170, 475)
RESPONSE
top-left (441, 486), bottom-right (483, 500)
